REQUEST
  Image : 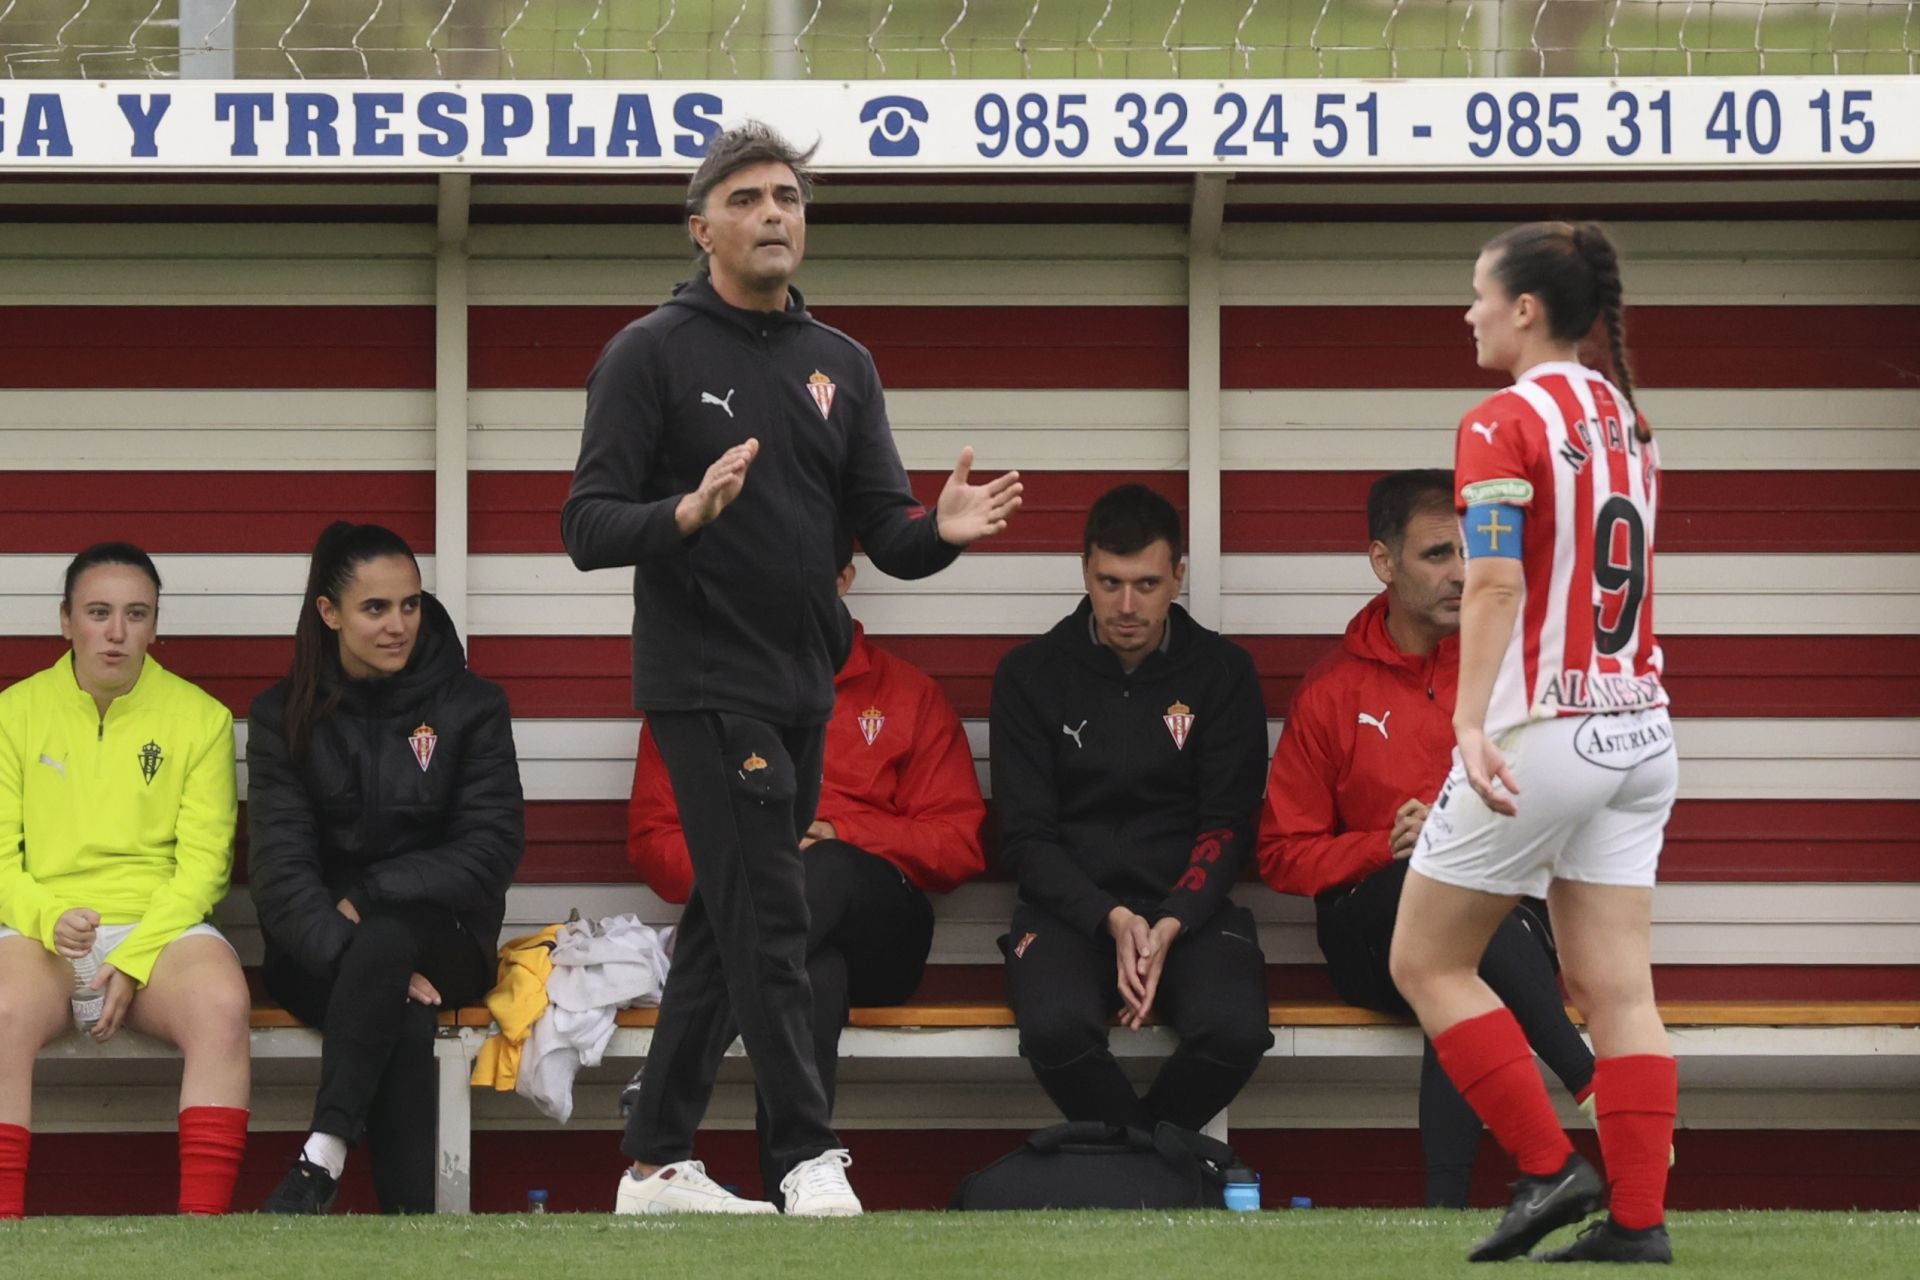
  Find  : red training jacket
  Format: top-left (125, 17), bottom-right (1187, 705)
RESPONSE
top-left (628, 623), bottom-right (988, 902)
top-left (1257, 592), bottom-right (1461, 898)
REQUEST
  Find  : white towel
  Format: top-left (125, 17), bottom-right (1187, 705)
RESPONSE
top-left (514, 914), bottom-right (675, 1123)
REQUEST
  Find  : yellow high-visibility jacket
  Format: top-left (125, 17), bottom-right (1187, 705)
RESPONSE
top-left (0, 652), bottom-right (236, 985)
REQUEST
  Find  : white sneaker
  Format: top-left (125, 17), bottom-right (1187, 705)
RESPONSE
top-left (614, 1161), bottom-right (778, 1215)
top-left (779, 1149), bottom-right (863, 1217)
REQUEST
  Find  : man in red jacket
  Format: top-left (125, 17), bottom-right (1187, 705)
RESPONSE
top-left (627, 542), bottom-right (987, 1203)
top-left (1258, 469), bottom-right (1594, 1207)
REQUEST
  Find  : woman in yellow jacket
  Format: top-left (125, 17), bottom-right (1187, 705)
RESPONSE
top-left (0, 543), bottom-right (250, 1217)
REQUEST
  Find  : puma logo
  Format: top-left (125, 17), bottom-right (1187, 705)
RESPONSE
top-left (1062, 720), bottom-right (1087, 749)
top-left (1358, 710), bottom-right (1391, 740)
top-left (701, 389), bottom-right (736, 418)
top-left (37, 753), bottom-right (65, 777)
top-left (1470, 421), bottom-right (1498, 444)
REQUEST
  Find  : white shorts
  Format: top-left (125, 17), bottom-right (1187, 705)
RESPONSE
top-left (0, 920), bottom-right (231, 962)
top-left (1410, 707), bottom-right (1679, 899)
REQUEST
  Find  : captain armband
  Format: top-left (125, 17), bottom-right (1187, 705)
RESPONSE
top-left (1463, 503), bottom-right (1525, 560)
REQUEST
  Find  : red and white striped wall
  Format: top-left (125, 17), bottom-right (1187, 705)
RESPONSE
top-left (2, 174), bottom-right (1916, 1147)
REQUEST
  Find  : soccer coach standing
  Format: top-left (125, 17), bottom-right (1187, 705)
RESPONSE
top-left (562, 122), bottom-right (1022, 1217)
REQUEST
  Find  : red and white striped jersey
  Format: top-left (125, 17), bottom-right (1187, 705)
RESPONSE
top-left (1455, 360), bottom-right (1667, 735)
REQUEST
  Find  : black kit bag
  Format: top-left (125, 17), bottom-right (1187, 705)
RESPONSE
top-left (950, 1121), bottom-right (1238, 1211)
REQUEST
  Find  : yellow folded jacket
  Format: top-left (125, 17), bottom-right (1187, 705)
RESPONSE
top-left (470, 922), bottom-right (563, 1090)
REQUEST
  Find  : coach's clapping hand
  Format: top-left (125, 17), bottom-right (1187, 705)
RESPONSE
top-left (89, 966), bottom-right (136, 1044)
top-left (675, 438), bottom-right (760, 537)
top-left (935, 447), bottom-right (1023, 547)
top-left (53, 907), bottom-right (101, 960)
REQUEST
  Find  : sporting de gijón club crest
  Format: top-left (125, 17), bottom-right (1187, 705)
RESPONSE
top-left (138, 740), bottom-right (164, 785)
top-left (409, 723), bottom-right (438, 772)
top-left (806, 369), bottom-right (836, 418)
top-left (1163, 700), bottom-right (1194, 750)
top-left (858, 705), bottom-right (886, 746)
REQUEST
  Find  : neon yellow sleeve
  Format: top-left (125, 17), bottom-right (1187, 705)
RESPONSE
top-left (105, 705), bottom-right (237, 986)
top-left (0, 704), bottom-right (61, 950)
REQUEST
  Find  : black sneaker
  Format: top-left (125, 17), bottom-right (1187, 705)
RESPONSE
top-left (260, 1156), bottom-right (339, 1215)
top-left (1468, 1153), bottom-right (1608, 1263)
top-left (1535, 1217), bottom-right (1673, 1263)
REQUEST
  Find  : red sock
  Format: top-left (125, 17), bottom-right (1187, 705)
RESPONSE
top-left (1594, 1055), bottom-right (1677, 1230)
top-left (0, 1123), bottom-right (26, 1219)
top-left (178, 1106), bottom-right (249, 1215)
top-left (1432, 1008), bottom-right (1574, 1177)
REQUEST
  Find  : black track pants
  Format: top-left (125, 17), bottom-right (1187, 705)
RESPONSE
top-left (1003, 900), bottom-right (1273, 1133)
top-left (622, 710), bottom-right (840, 1178)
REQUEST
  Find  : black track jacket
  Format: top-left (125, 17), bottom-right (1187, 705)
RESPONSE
top-left (991, 599), bottom-right (1268, 939)
top-left (246, 595), bottom-right (525, 976)
top-left (561, 273), bottom-right (959, 727)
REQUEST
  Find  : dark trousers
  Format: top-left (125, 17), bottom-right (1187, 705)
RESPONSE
top-left (623, 710), bottom-right (840, 1177)
top-left (1315, 858), bottom-right (1596, 1207)
top-left (755, 838), bottom-right (935, 1204)
top-left (1002, 900), bottom-right (1273, 1133)
top-left (264, 903), bottom-right (491, 1213)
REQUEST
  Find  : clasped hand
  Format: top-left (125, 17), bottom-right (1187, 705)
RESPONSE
top-left (1106, 906), bottom-right (1182, 1031)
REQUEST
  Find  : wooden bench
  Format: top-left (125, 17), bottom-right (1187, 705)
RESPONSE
top-left (32, 991), bottom-right (1920, 1214)
top-left (413, 997), bottom-right (1920, 1213)
top-left (33, 870), bottom-right (1920, 1215)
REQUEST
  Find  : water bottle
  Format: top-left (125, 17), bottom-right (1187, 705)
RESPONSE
top-left (1289, 1195), bottom-right (1314, 1210)
top-left (526, 1188), bottom-right (548, 1214)
top-left (1222, 1166), bottom-right (1261, 1212)
top-left (70, 943), bottom-right (104, 1031)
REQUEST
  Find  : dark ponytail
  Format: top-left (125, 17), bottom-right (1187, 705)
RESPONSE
top-left (285, 521), bottom-right (419, 760)
top-left (1485, 220), bottom-right (1647, 442)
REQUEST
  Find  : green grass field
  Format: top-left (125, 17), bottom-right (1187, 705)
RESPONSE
top-left (7, 1210), bottom-right (1918, 1279)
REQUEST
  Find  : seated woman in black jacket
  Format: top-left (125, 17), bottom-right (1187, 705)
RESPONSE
top-left (248, 523), bottom-right (524, 1214)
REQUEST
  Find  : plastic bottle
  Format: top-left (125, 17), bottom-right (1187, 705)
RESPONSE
top-left (526, 1188), bottom-right (548, 1214)
top-left (70, 944), bottom-right (103, 1031)
top-left (1222, 1166), bottom-right (1261, 1212)
top-left (1289, 1195), bottom-right (1314, 1210)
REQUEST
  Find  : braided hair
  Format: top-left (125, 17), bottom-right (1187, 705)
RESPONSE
top-left (1485, 221), bottom-right (1648, 442)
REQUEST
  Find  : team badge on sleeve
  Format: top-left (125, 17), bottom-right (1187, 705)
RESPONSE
top-left (806, 370), bottom-right (836, 418)
top-left (1163, 700), bottom-right (1195, 750)
top-left (138, 740), bottom-right (164, 785)
top-left (858, 705), bottom-right (886, 746)
top-left (409, 723), bottom-right (438, 771)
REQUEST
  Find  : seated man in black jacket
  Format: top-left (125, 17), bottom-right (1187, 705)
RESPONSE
top-left (991, 484), bottom-right (1273, 1132)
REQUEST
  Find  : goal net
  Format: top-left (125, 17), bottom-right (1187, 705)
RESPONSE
top-left (1, 0), bottom-right (1913, 82)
